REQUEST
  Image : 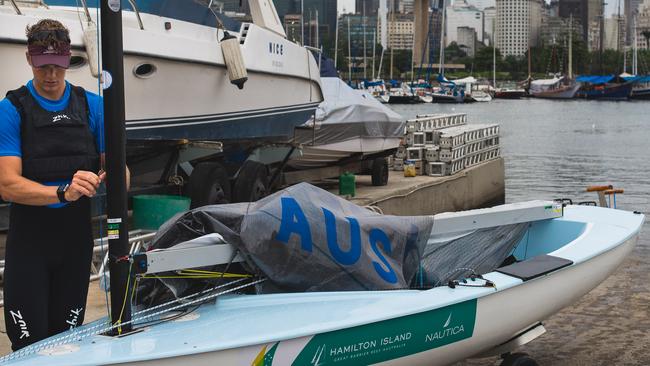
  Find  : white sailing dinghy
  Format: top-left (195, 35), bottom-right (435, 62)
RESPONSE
top-left (0, 183), bottom-right (644, 366)
top-left (1, 3), bottom-right (644, 366)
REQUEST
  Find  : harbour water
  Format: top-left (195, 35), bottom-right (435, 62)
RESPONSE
top-left (391, 99), bottom-right (650, 365)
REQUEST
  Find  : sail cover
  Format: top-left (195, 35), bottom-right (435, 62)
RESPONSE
top-left (143, 184), bottom-right (527, 298)
top-left (149, 183), bottom-right (434, 293)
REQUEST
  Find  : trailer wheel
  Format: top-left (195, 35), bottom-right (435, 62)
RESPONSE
top-left (371, 157), bottom-right (389, 186)
top-left (233, 161), bottom-right (269, 202)
top-left (189, 162), bottom-right (231, 208)
top-left (500, 352), bottom-right (538, 366)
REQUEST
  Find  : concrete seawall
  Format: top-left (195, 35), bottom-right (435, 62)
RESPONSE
top-left (343, 157), bottom-right (505, 216)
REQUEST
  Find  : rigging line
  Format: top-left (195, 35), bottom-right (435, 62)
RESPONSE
top-left (0, 278), bottom-right (266, 363)
top-left (433, 267), bottom-right (478, 287)
top-left (95, 1), bottom-right (111, 321)
top-left (116, 262), bottom-right (134, 334)
top-left (132, 277), bottom-right (250, 317)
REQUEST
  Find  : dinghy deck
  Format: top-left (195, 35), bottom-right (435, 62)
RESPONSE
top-left (2, 205), bottom-right (643, 366)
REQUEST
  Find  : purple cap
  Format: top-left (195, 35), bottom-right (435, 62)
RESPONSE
top-left (28, 43), bottom-right (71, 68)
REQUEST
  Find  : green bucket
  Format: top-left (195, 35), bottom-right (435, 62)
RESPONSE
top-left (339, 172), bottom-right (356, 197)
top-left (133, 195), bottom-right (191, 230)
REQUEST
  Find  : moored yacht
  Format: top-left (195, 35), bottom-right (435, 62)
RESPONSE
top-left (0, 0), bottom-right (323, 144)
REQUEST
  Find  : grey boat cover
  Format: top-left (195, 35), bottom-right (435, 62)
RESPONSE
top-left (144, 183), bottom-right (527, 295)
top-left (295, 77), bottom-right (405, 146)
top-left (149, 183), bottom-right (434, 292)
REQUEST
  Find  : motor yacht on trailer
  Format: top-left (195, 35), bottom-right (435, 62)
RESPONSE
top-left (0, 0), bottom-right (323, 144)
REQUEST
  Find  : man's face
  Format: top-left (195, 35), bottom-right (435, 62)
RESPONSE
top-left (26, 54), bottom-right (67, 95)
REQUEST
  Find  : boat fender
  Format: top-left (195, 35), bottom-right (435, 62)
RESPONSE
top-left (220, 31), bottom-right (248, 90)
top-left (83, 22), bottom-right (100, 78)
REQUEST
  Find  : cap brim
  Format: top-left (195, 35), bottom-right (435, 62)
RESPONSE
top-left (31, 54), bottom-right (70, 69)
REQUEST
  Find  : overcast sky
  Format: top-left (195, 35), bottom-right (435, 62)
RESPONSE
top-left (337, 0), bottom-right (619, 17)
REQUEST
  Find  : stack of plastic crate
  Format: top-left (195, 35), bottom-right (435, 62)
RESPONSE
top-left (395, 113), bottom-right (501, 176)
top-left (397, 113), bottom-right (467, 175)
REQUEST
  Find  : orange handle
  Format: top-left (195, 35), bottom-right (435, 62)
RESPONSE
top-left (603, 189), bottom-right (624, 195)
top-left (586, 185), bottom-right (613, 192)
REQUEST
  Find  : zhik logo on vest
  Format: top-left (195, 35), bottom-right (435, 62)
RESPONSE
top-left (66, 307), bottom-right (84, 329)
top-left (9, 310), bottom-right (30, 339)
top-left (52, 114), bottom-right (71, 123)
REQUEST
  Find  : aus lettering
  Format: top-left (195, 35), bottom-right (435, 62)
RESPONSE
top-left (275, 196), bottom-right (398, 283)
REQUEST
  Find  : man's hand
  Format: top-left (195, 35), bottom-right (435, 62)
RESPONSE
top-left (64, 170), bottom-right (105, 202)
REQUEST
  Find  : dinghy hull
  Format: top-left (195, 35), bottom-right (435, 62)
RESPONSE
top-left (3, 206), bottom-right (643, 366)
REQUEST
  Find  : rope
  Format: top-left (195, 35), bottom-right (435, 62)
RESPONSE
top-left (0, 278), bottom-right (265, 363)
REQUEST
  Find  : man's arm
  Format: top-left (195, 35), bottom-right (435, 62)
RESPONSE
top-left (0, 156), bottom-right (59, 205)
top-left (0, 156), bottom-right (103, 206)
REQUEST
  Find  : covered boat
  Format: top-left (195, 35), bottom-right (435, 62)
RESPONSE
top-left (0, 183), bottom-right (644, 366)
top-left (575, 75), bottom-right (633, 100)
top-left (290, 77), bottom-right (405, 169)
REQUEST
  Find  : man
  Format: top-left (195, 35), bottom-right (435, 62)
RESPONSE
top-left (0, 19), bottom-right (106, 350)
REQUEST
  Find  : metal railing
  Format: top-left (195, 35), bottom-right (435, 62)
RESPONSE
top-left (90, 230), bottom-right (156, 282)
top-left (0, 230), bottom-right (156, 307)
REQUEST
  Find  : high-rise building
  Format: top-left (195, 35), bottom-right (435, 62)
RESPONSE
top-left (446, 0), bottom-right (484, 46)
top-left (496, 0), bottom-right (543, 56)
top-left (635, 0), bottom-right (650, 50)
top-left (558, 0), bottom-right (603, 49)
top-left (399, 0), bottom-right (415, 13)
top-left (356, 0), bottom-right (380, 16)
top-left (377, 12), bottom-right (415, 50)
top-left (604, 16), bottom-right (626, 50)
top-left (466, 0), bottom-right (496, 10)
top-left (558, 0), bottom-right (587, 41)
top-left (284, 14), bottom-right (303, 44)
top-left (626, 0), bottom-right (642, 44)
top-left (340, 13), bottom-right (383, 75)
top-left (484, 6), bottom-right (497, 45)
top-left (541, 16), bottom-right (584, 45)
top-left (274, 0), bottom-right (338, 47)
top-left (457, 26), bottom-right (478, 56)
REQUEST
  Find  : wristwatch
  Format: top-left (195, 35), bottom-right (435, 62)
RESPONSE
top-left (57, 184), bottom-right (70, 203)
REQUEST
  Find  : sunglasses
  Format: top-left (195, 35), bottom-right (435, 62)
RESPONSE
top-left (28, 30), bottom-right (71, 44)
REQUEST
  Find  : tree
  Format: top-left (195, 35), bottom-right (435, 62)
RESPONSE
top-left (472, 46), bottom-right (501, 72)
top-left (443, 42), bottom-right (467, 61)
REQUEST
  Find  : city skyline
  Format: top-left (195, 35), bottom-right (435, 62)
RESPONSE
top-left (336, 0), bottom-right (621, 16)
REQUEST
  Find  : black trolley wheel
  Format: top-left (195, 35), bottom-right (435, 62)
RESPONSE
top-left (500, 352), bottom-right (539, 366)
top-left (371, 157), bottom-right (389, 186)
top-left (188, 162), bottom-right (231, 208)
top-left (232, 160), bottom-right (269, 203)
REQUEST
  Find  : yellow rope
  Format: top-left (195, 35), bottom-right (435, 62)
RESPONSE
top-left (116, 264), bottom-right (134, 335)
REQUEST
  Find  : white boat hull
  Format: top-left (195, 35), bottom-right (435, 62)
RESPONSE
top-left (125, 231), bottom-right (636, 366)
top-left (2, 206), bottom-right (643, 366)
top-left (0, 6), bottom-right (322, 143)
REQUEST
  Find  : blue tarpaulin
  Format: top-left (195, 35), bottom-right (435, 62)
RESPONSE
top-left (623, 75), bottom-right (650, 83)
top-left (364, 80), bottom-right (385, 87)
top-left (576, 75), bottom-right (616, 84)
top-left (436, 74), bottom-right (455, 85)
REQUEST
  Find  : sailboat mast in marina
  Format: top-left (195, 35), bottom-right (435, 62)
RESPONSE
top-left (101, 0), bottom-right (132, 334)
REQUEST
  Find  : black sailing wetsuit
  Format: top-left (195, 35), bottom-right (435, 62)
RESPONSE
top-left (3, 85), bottom-right (99, 351)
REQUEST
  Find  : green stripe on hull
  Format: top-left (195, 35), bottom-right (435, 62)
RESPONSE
top-left (292, 299), bottom-right (477, 365)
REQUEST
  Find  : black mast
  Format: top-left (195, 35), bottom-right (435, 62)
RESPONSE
top-left (101, 0), bottom-right (132, 334)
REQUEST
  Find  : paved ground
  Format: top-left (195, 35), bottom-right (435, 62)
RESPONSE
top-left (457, 243), bottom-right (650, 366)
